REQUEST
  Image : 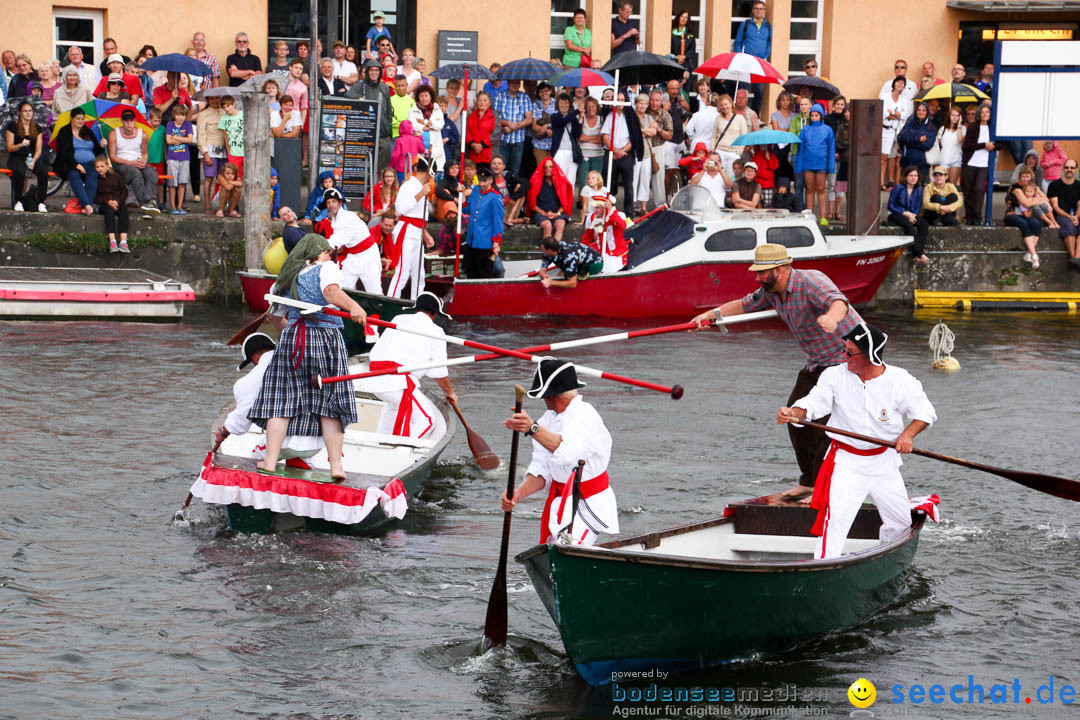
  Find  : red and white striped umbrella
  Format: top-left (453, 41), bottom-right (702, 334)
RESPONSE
top-left (694, 52), bottom-right (786, 84)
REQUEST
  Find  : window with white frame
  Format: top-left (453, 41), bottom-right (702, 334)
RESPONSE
top-left (787, 0), bottom-right (824, 76)
top-left (53, 8), bottom-right (103, 65)
top-left (730, 0), bottom-right (755, 52)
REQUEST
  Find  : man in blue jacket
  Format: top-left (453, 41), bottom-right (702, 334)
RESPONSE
top-left (464, 167), bottom-right (504, 279)
top-left (733, 0), bottom-right (772, 114)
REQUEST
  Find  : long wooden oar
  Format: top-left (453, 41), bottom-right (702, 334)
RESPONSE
top-left (314, 311), bottom-right (778, 388)
top-left (173, 438), bottom-right (224, 521)
top-left (269, 294), bottom-right (685, 399)
top-left (227, 310), bottom-right (270, 346)
top-left (790, 418), bottom-right (1080, 502)
top-left (449, 398), bottom-right (500, 470)
top-left (483, 384), bottom-right (526, 650)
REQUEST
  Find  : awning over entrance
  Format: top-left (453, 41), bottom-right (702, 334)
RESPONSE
top-left (947, 0), bottom-right (1080, 11)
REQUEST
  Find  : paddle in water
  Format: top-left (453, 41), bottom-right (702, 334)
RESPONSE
top-left (788, 418), bottom-right (1080, 503)
top-left (483, 384), bottom-right (526, 650)
top-left (226, 310), bottom-right (270, 346)
top-left (450, 398), bottom-right (499, 470)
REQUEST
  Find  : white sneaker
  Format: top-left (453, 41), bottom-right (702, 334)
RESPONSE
top-left (140, 204), bottom-right (161, 216)
top-left (1022, 252), bottom-right (1032, 263)
top-left (37, 203), bottom-right (47, 213)
top-left (1031, 253), bottom-right (1040, 269)
top-left (13, 202), bottom-right (23, 212)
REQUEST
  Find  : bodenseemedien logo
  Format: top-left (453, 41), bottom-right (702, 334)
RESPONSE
top-left (848, 678), bottom-right (876, 717)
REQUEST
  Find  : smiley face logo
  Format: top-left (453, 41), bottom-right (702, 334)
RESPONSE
top-left (848, 678), bottom-right (876, 708)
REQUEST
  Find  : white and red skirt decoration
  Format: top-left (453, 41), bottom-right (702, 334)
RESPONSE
top-left (188, 452), bottom-right (408, 525)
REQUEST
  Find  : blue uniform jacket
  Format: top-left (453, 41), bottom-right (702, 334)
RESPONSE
top-left (466, 188), bottom-right (505, 250)
top-left (734, 18), bottom-right (772, 59)
top-left (795, 104), bottom-right (835, 175)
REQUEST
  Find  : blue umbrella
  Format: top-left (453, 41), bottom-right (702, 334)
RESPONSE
top-left (549, 68), bottom-right (615, 88)
top-left (731, 129), bottom-right (800, 146)
top-left (494, 57), bottom-right (559, 81)
top-left (140, 53), bottom-right (212, 77)
top-left (429, 63), bottom-right (497, 81)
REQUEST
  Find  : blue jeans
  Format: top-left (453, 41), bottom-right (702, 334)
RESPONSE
top-left (499, 141), bottom-right (525, 177)
top-left (1004, 139), bottom-right (1033, 166)
top-left (1004, 213), bottom-right (1041, 238)
top-left (67, 167), bottom-right (99, 207)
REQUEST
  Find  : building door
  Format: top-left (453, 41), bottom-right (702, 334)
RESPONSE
top-left (53, 8), bottom-right (103, 65)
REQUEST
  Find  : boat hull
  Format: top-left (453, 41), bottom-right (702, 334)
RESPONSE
top-left (447, 250), bottom-right (904, 319)
top-left (0, 267), bottom-right (194, 321)
top-left (517, 501), bottom-right (924, 686)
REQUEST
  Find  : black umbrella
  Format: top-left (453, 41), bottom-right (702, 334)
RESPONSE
top-left (782, 76), bottom-right (840, 102)
top-left (429, 63), bottom-right (497, 81)
top-left (600, 51), bottom-right (685, 87)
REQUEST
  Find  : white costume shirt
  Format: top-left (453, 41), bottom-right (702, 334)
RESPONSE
top-left (527, 395), bottom-right (611, 489)
top-left (793, 363), bottom-right (937, 473)
top-left (329, 207), bottom-right (373, 250)
top-left (526, 394), bottom-right (619, 538)
top-left (878, 76), bottom-right (918, 104)
top-left (364, 311), bottom-right (448, 393)
top-left (395, 177), bottom-right (426, 229)
top-left (224, 350), bottom-right (274, 435)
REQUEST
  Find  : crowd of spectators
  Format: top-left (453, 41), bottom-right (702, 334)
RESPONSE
top-left (1, 5), bottom-right (1077, 270)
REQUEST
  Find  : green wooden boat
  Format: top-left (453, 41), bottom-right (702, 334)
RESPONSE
top-left (515, 494), bottom-right (928, 686)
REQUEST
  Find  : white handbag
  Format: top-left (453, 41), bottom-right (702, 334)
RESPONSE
top-left (924, 127), bottom-right (943, 167)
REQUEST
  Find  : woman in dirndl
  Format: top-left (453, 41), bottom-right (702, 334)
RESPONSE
top-left (249, 234), bottom-right (367, 481)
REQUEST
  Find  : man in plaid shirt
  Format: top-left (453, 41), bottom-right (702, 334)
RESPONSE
top-left (692, 243), bottom-right (862, 498)
top-left (493, 79), bottom-right (533, 176)
top-left (192, 31), bottom-right (220, 88)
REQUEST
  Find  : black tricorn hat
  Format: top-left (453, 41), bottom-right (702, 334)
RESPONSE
top-left (413, 290), bottom-right (451, 320)
top-left (238, 332), bottom-right (276, 370)
top-left (843, 322), bottom-right (888, 366)
top-left (527, 357), bottom-right (587, 399)
top-left (322, 187), bottom-right (344, 203)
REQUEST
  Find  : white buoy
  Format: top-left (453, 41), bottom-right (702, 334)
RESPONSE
top-left (929, 320), bottom-right (960, 371)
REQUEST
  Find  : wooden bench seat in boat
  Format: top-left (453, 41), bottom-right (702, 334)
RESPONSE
top-left (727, 533), bottom-right (880, 555)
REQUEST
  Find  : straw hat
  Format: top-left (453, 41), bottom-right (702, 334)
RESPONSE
top-left (748, 243), bottom-right (793, 271)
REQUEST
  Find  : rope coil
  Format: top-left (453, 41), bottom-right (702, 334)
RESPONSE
top-left (929, 320), bottom-right (960, 371)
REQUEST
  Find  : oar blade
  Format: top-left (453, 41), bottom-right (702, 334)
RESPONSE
top-left (482, 568), bottom-right (509, 649)
top-left (466, 428), bottom-right (500, 470)
top-left (975, 463), bottom-right (1080, 503)
top-left (227, 310), bottom-right (270, 346)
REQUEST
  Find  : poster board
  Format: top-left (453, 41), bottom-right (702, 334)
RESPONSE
top-left (992, 41), bottom-right (1080, 140)
top-left (316, 97), bottom-right (381, 202)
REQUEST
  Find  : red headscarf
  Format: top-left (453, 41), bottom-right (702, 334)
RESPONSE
top-left (526, 157), bottom-right (573, 215)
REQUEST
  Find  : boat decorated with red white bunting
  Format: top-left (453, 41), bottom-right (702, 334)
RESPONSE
top-left (444, 185), bottom-right (911, 319)
top-left (188, 362), bottom-right (455, 534)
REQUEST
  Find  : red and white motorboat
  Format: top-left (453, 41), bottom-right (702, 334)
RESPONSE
top-left (444, 186), bottom-right (911, 319)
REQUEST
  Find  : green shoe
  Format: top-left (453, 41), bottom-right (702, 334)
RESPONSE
top-left (819, 216), bottom-right (829, 226)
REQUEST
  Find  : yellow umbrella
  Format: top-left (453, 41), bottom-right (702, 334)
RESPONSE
top-left (915, 82), bottom-right (989, 104)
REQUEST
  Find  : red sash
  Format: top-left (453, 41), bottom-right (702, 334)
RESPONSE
top-left (369, 360), bottom-right (433, 438)
top-left (810, 439), bottom-right (889, 536)
top-left (390, 215), bottom-right (425, 271)
top-left (539, 471), bottom-right (610, 543)
top-left (336, 231), bottom-right (380, 268)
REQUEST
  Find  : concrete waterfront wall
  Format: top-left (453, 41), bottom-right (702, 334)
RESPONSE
top-left (1, 211), bottom-right (1076, 304)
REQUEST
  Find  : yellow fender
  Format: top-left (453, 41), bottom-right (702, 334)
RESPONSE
top-left (263, 237), bottom-right (286, 274)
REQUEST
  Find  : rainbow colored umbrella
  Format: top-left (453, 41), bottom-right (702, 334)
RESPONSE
top-left (50, 99), bottom-right (151, 148)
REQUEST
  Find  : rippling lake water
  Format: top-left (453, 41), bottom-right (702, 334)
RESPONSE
top-left (1, 305), bottom-right (1078, 718)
